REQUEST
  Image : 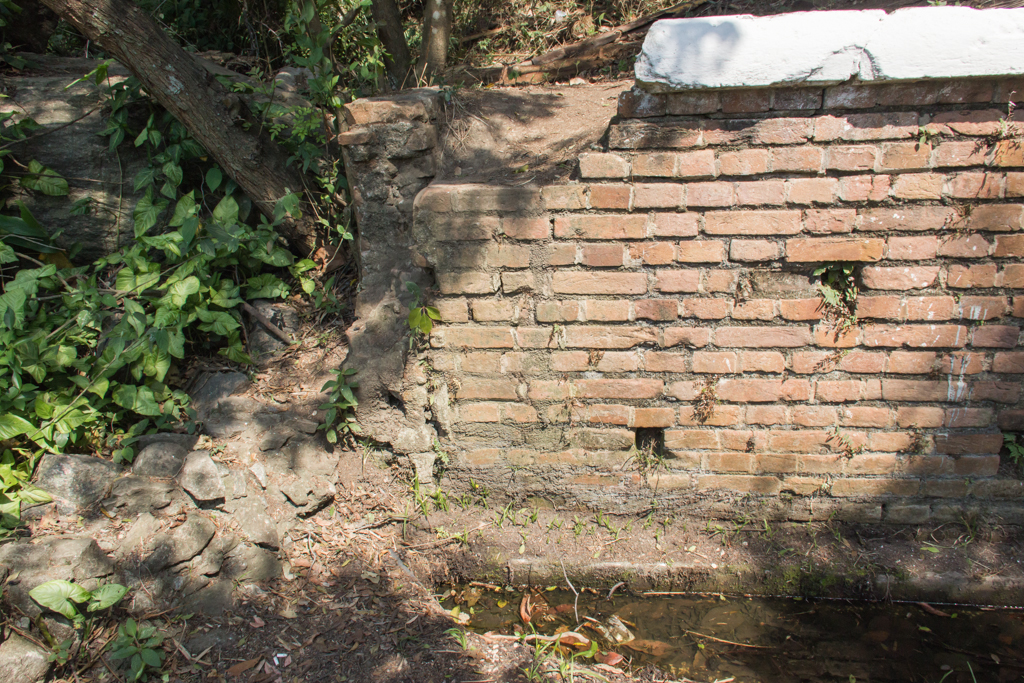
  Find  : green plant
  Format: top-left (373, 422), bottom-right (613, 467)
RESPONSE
top-left (404, 281), bottom-right (441, 337)
top-left (318, 367), bottom-right (360, 443)
top-left (1005, 433), bottom-right (1024, 469)
top-left (110, 617), bottom-right (167, 682)
top-left (814, 262), bottom-right (858, 340)
top-left (444, 626), bottom-right (469, 650)
top-left (29, 580), bottom-right (129, 626)
top-left (0, 448), bottom-right (51, 536)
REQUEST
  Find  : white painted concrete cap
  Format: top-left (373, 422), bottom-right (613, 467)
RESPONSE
top-left (636, 7), bottom-right (1024, 92)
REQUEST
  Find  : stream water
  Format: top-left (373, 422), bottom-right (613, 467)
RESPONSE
top-left (442, 585), bottom-right (1024, 682)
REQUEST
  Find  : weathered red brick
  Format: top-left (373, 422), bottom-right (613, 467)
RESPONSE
top-left (667, 91), bottom-right (720, 115)
top-left (792, 406), bottom-right (838, 427)
top-left (994, 352), bottom-right (1024, 374)
top-left (863, 324), bottom-right (969, 348)
top-left (892, 173), bottom-right (944, 200)
top-left (633, 183), bottom-right (685, 209)
top-left (716, 379), bottom-right (784, 402)
top-left (897, 406), bottom-right (945, 428)
top-left (860, 266), bottom-right (939, 290)
top-left (705, 269), bottom-right (739, 293)
top-left (677, 240), bottom-right (727, 262)
top-left (629, 242), bottom-right (675, 265)
top-left (751, 117), bottom-right (813, 145)
top-left (785, 237), bottom-right (884, 262)
top-left (655, 269), bottom-right (701, 293)
top-left (635, 151), bottom-right (717, 179)
top-left (815, 380), bottom-right (870, 403)
top-left (999, 264), bottom-right (1024, 287)
top-left (682, 298), bottom-right (733, 319)
top-left (651, 212), bottom-right (699, 237)
top-left (732, 299), bottom-right (776, 320)
top-left (838, 175), bottom-right (891, 202)
top-left (856, 296), bottom-right (904, 320)
top-left (575, 379), bottom-right (663, 399)
top-left (973, 381), bottom-right (1021, 403)
top-left (457, 379), bottom-right (519, 400)
top-left (502, 216), bottom-right (551, 240)
top-left (887, 236), bottom-right (938, 260)
top-left (663, 326), bottom-right (711, 348)
top-left (773, 88), bottom-right (823, 110)
top-left (741, 351), bottom-right (786, 373)
top-left (905, 296), bottom-right (956, 321)
top-left (857, 206), bottom-right (953, 232)
top-left (730, 240), bottom-right (781, 262)
top-left (617, 88), bottom-right (667, 117)
top-left (968, 204), bottom-right (1023, 232)
top-left (814, 112), bottom-right (918, 142)
top-left (471, 300), bottom-right (517, 322)
top-left (831, 478), bottom-right (920, 497)
top-left (438, 272), bottom-right (497, 295)
top-left (780, 299), bottom-right (824, 321)
top-left (947, 172), bottom-right (1003, 199)
top-left (579, 153), bottom-right (629, 178)
top-left (704, 210), bottom-right (802, 235)
top-left (589, 183), bottom-right (632, 210)
top-left (580, 243), bottom-right (625, 268)
top-left (959, 295), bottom-right (1009, 321)
top-left (826, 145), bottom-right (878, 171)
top-left (595, 351), bottom-right (642, 372)
top-left (634, 299), bottom-right (679, 321)
top-left (721, 90), bottom-right (772, 114)
top-left (685, 182), bottom-right (736, 207)
top-left (735, 180), bottom-right (786, 206)
top-left (972, 325), bottom-right (1020, 348)
top-left (692, 351), bottom-right (739, 374)
top-left (804, 209), bottom-right (856, 234)
top-left (879, 142), bottom-right (932, 171)
top-left (583, 299), bottom-right (630, 321)
top-left (933, 141), bottom-right (990, 168)
top-left (645, 351), bottom-right (688, 373)
top-left (771, 146), bottom-right (823, 173)
top-left (786, 178), bottom-right (838, 205)
top-left (537, 300), bottom-right (581, 323)
top-left (632, 408), bottom-right (676, 428)
top-left (554, 215), bottom-right (646, 240)
top-left (944, 408), bottom-right (995, 429)
top-left (715, 326), bottom-right (811, 348)
top-left (947, 264), bottom-right (998, 289)
top-left (541, 185), bottom-right (587, 210)
top-left (719, 149), bottom-right (770, 176)
top-left (564, 326), bottom-right (658, 349)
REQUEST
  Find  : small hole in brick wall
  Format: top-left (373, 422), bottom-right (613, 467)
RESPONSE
top-left (387, 391), bottom-right (404, 410)
top-left (635, 427), bottom-right (664, 454)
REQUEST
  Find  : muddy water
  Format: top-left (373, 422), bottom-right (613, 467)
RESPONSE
top-left (443, 586), bottom-right (1024, 682)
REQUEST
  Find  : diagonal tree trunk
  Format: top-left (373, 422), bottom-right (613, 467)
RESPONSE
top-left (38, 0), bottom-right (322, 257)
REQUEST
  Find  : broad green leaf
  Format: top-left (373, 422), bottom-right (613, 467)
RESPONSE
top-left (0, 241), bottom-right (15, 264)
top-left (205, 167), bottom-right (222, 191)
top-left (87, 583), bottom-right (129, 612)
top-left (213, 195), bottom-right (239, 224)
top-left (167, 276), bottom-right (200, 307)
top-left (162, 161), bottom-right (183, 188)
top-left (29, 580), bottom-right (91, 620)
top-left (140, 648), bottom-right (162, 668)
top-left (21, 160), bottom-right (69, 196)
top-left (0, 413), bottom-right (34, 440)
top-left (133, 189), bottom-right (167, 238)
top-left (169, 193), bottom-right (196, 227)
top-left (133, 166), bottom-right (156, 191)
top-left (17, 485), bottom-right (51, 505)
top-left (55, 345), bottom-right (76, 366)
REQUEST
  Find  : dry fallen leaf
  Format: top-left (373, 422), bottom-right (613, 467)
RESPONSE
top-left (226, 658), bottom-right (260, 677)
top-left (250, 616), bottom-right (265, 628)
top-left (595, 651), bottom-right (624, 666)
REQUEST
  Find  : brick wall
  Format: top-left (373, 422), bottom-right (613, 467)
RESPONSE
top-left (398, 76), bottom-right (1024, 524)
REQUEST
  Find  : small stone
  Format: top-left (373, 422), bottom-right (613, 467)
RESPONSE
top-left (393, 425), bottom-right (435, 454)
top-left (279, 479), bottom-right (310, 506)
top-left (259, 431), bottom-right (291, 451)
top-left (250, 462), bottom-right (268, 489)
top-left (288, 418), bottom-right (319, 434)
top-left (221, 544), bottom-right (280, 582)
top-left (33, 453), bottom-right (120, 514)
top-left (143, 515), bottom-right (215, 571)
top-left (133, 442), bottom-right (188, 477)
top-left (135, 433), bottom-right (198, 452)
top-left (0, 634), bottom-right (51, 683)
top-left (178, 451), bottom-right (226, 502)
top-left (181, 579), bottom-right (234, 616)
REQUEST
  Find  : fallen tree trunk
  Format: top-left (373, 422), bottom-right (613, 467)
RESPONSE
top-left (38, 0), bottom-right (321, 258)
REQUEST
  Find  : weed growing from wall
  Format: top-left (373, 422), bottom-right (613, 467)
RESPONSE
top-left (814, 263), bottom-right (858, 341)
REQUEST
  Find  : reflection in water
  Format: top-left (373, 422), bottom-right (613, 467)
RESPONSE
top-left (444, 586), bottom-right (1024, 682)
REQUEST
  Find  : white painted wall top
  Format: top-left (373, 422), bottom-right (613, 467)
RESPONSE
top-left (636, 7), bottom-right (1024, 92)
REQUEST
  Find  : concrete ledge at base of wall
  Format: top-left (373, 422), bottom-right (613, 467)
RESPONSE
top-left (462, 555), bottom-right (1024, 606)
top-left (636, 7), bottom-right (1024, 92)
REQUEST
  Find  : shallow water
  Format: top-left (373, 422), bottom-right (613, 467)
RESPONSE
top-left (442, 585), bottom-right (1024, 682)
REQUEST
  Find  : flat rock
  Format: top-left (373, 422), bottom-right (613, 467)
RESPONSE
top-left (233, 491), bottom-right (279, 549)
top-left (221, 543), bottom-right (280, 582)
top-left (190, 371), bottom-right (249, 421)
top-left (636, 7), bottom-right (1024, 92)
top-left (178, 451), bottom-right (226, 502)
top-left (192, 533), bottom-right (240, 576)
top-left (203, 397), bottom-right (258, 438)
top-left (262, 438), bottom-right (339, 479)
top-left (133, 442), bottom-right (188, 478)
top-left (247, 300), bottom-right (300, 360)
top-left (114, 512), bottom-right (162, 561)
top-left (0, 634), bottom-right (51, 683)
top-left (104, 477), bottom-right (175, 515)
top-left (33, 453), bottom-right (120, 514)
top-left (143, 515), bottom-right (215, 572)
top-left (135, 433), bottom-right (199, 452)
top-left (259, 431), bottom-right (291, 451)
